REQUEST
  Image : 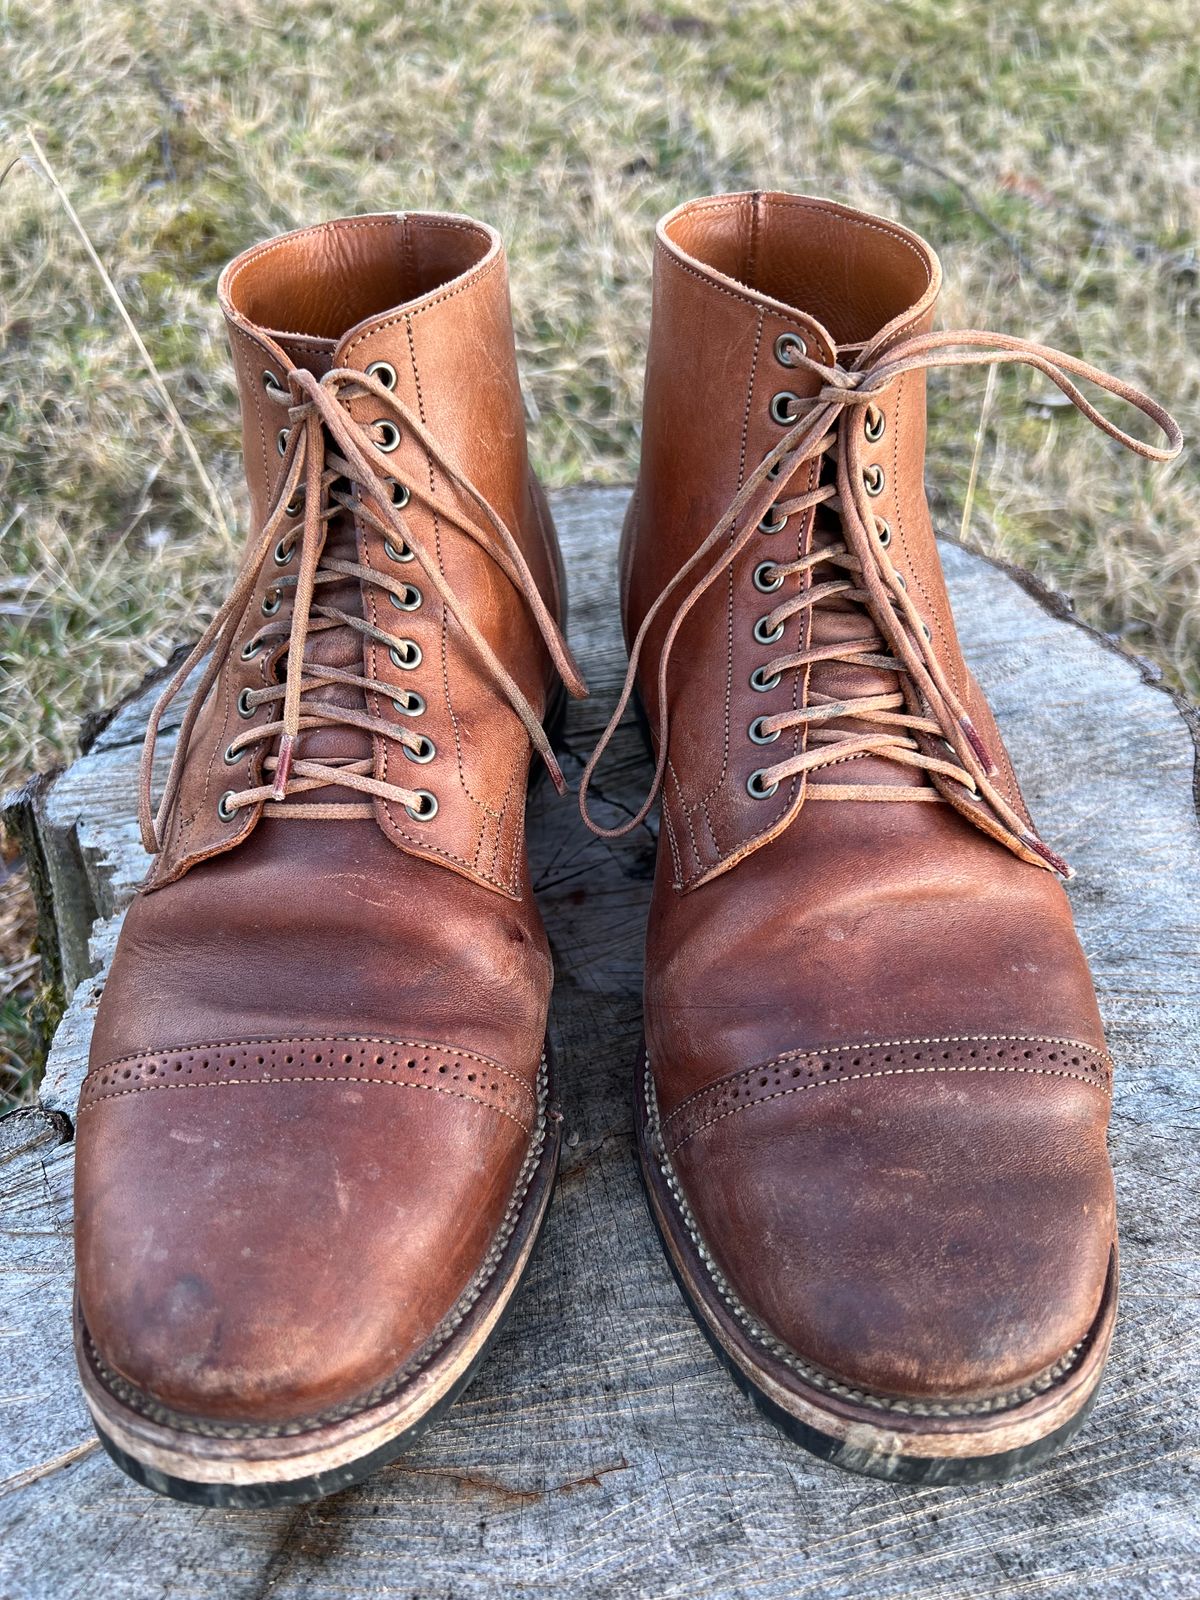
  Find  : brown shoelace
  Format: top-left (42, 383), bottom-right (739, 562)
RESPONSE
top-left (139, 367), bottom-right (586, 851)
top-left (579, 329), bottom-right (1182, 875)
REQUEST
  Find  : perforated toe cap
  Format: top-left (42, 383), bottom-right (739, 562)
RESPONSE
top-left (74, 1036), bottom-right (538, 1428)
top-left (662, 1037), bottom-right (1116, 1404)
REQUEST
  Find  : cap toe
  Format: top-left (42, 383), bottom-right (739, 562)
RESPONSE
top-left (664, 1038), bottom-right (1115, 1404)
top-left (75, 1036), bottom-right (536, 1427)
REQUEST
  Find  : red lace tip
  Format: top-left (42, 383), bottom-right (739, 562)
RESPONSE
top-left (960, 716), bottom-right (999, 778)
top-left (1021, 830), bottom-right (1073, 879)
top-left (272, 735), bottom-right (295, 801)
top-left (547, 753), bottom-right (567, 796)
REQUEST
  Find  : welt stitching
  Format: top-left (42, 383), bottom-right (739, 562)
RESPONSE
top-left (667, 1063), bottom-right (1111, 1155)
top-left (644, 1061), bottom-right (1093, 1417)
top-left (79, 1073), bottom-right (532, 1133)
top-left (663, 1034), bottom-right (1112, 1124)
top-left (84, 1058), bottom-right (549, 1439)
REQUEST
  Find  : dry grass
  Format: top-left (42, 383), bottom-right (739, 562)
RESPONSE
top-left (0, 0), bottom-right (1197, 1097)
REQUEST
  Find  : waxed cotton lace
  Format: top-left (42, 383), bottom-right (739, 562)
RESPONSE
top-left (139, 366), bottom-right (586, 852)
top-left (578, 328), bottom-right (1182, 876)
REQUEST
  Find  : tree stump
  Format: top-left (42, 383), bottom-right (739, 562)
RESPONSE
top-left (2, 487), bottom-right (1197, 1599)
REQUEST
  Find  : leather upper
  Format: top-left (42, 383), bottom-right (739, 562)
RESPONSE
top-left (74, 214), bottom-right (564, 1429)
top-left (625, 192), bottom-right (1119, 1404)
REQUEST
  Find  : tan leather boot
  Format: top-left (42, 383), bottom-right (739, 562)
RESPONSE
top-left (583, 192), bottom-right (1180, 1482)
top-left (73, 213), bottom-right (585, 1505)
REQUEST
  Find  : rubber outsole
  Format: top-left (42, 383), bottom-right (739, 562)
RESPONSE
top-left (88, 1271), bottom-right (531, 1508)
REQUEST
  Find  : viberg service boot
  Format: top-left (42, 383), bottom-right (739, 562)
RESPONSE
top-left (582, 192), bottom-right (1181, 1482)
top-left (73, 213), bottom-right (584, 1505)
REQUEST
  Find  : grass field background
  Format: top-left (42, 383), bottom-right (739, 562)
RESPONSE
top-left (1, 0), bottom-right (1197, 1099)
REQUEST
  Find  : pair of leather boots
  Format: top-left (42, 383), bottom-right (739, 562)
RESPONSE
top-left (73, 193), bottom-right (1180, 1505)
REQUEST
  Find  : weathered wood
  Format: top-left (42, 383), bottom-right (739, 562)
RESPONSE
top-left (2, 486), bottom-right (1197, 1599)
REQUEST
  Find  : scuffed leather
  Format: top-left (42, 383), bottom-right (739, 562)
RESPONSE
top-left (627, 192), bottom-right (1119, 1403)
top-left (74, 214), bottom-right (565, 1430)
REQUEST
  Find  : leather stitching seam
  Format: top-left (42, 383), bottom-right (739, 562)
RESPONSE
top-left (642, 1059), bottom-right (1095, 1418)
top-left (663, 1033), bottom-right (1113, 1127)
top-left (81, 1059), bottom-right (550, 1440)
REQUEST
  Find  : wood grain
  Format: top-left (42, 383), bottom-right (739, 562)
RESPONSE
top-left (2, 487), bottom-right (1197, 1599)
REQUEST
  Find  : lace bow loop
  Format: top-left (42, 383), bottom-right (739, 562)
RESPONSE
top-left (578, 327), bottom-right (1181, 875)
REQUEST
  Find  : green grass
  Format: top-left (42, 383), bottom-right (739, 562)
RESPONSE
top-left (0, 0), bottom-right (1197, 1098)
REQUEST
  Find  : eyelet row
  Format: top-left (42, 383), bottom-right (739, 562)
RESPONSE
top-left (749, 335), bottom-right (810, 799)
top-left (223, 364), bottom-right (436, 828)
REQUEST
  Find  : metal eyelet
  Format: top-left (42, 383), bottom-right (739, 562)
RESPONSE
top-left (273, 538), bottom-right (293, 566)
top-left (374, 420), bottom-right (401, 453)
top-left (276, 428), bottom-right (289, 457)
top-left (241, 638), bottom-right (264, 661)
top-left (750, 665), bottom-right (782, 692)
top-left (748, 716), bottom-right (780, 745)
top-left (770, 391), bottom-right (802, 426)
top-left (237, 687), bottom-right (255, 718)
top-left (747, 769), bottom-right (780, 799)
top-left (217, 790), bottom-right (238, 820)
top-left (753, 615), bottom-right (786, 646)
top-left (365, 360), bottom-right (398, 390)
top-left (384, 538), bottom-right (414, 563)
top-left (753, 561), bottom-right (784, 593)
top-left (392, 690), bottom-right (426, 717)
top-left (774, 332), bottom-right (808, 368)
top-left (262, 371), bottom-right (289, 403)
top-left (402, 734), bottom-right (436, 765)
top-left (896, 573), bottom-right (908, 591)
top-left (284, 491), bottom-right (304, 518)
top-left (405, 790), bottom-right (438, 822)
top-left (389, 480), bottom-right (411, 508)
top-left (261, 589), bottom-right (281, 616)
top-left (921, 620), bottom-right (932, 641)
top-left (875, 518), bottom-right (892, 548)
top-left (389, 640), bottom-right (422, 670)
top-left (223, 740), bottom-right (243, 766)
top-left (758, 505), bottom-right (788, 534)
top-left (864, 405), bottom-right (886, 443)
top-left (388, 584), bottom-right (421, 611)
top-left (766, 460), bottom-right (783, 481)
top-left (863, 463), bottom-right (886, 497)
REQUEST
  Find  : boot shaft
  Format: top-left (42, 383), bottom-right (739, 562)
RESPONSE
top-left (146, 214), bottom-right (567, 896)
top-left (622, 193), bottom-right (1034, 887)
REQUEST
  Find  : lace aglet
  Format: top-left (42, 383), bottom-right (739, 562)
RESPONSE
top-left (271, 734), bottom-right (295, 801)
top-left (1021, 829), bottom-right (1074, 879)
top-left (546, 751), bottom-right (567, 797)
top-left (960, 715), bottom-right (999, 778)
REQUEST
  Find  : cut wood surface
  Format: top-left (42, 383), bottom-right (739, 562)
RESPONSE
top-left (2, 486), bottom-right (1198, 1599)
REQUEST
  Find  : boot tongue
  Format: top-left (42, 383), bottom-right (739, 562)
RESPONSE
top-left (270, 333), bottom-right (369, 806)
top-left (801, 371), bottom-right (926, 794)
